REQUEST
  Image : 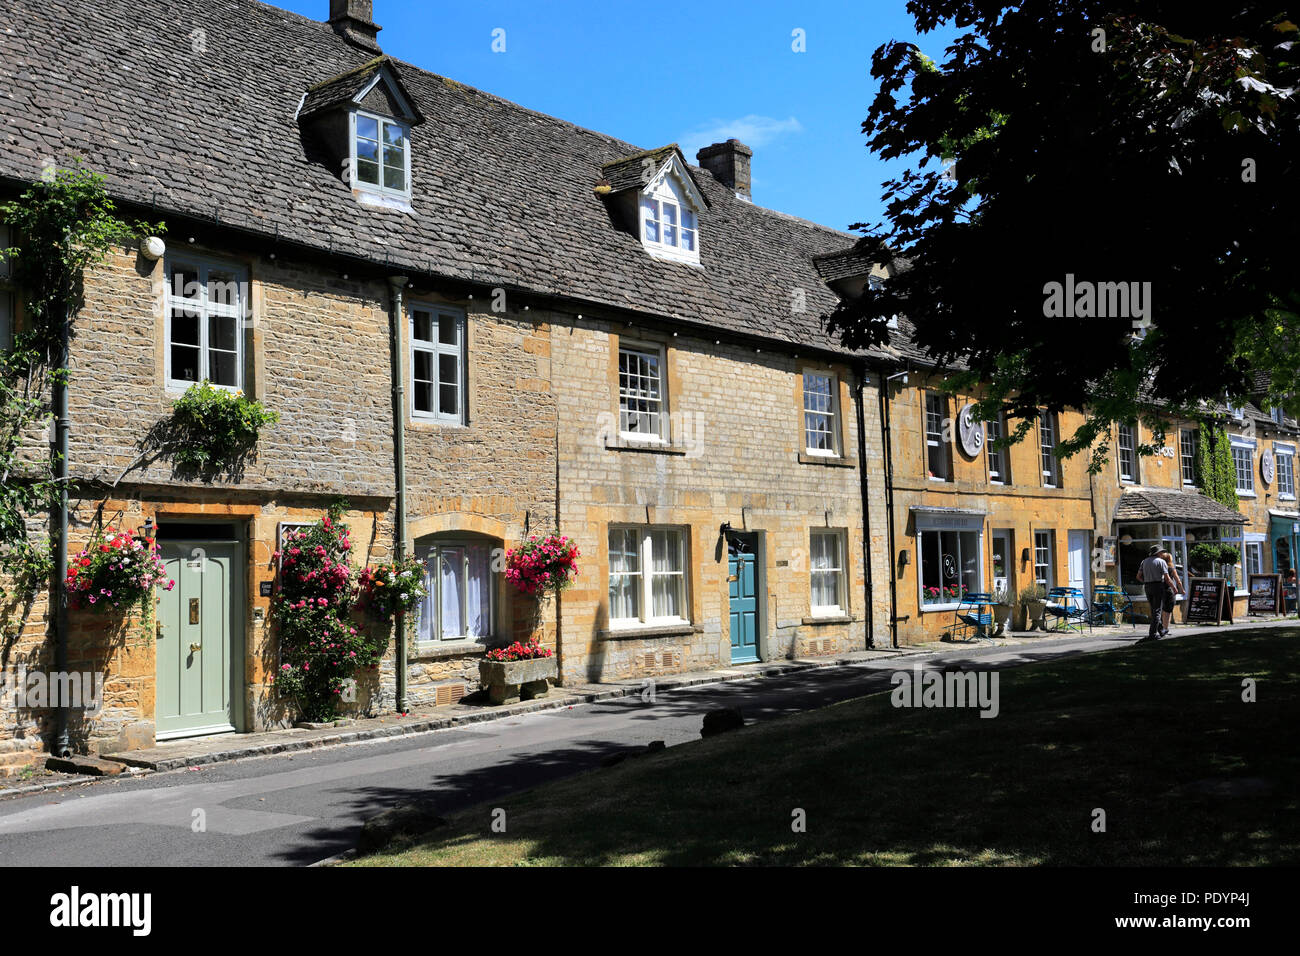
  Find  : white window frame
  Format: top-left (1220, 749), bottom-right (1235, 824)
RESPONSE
top-left (1179, 428), bottom-right (1197, 486)
top-left (1034, 530), bottom-right (1054, 589)
top-left (924, 392), bottom-right (950, 481)
top-left (986, 413), bottom-right (1010, 484)
top-left (809, 529), bottom-right (847, 616)
top-left (164, 256), bottom-right (246, 392)
top-left (414, 538), bottom-right (496, 645)
top-left (1246, 541), bottom-right (1264, 576)
top-left (350, 109), bottom-right (412, 202)
top-left (409, 304), bottom-right (466, 424)
top-left (607, 525), bottom-right (689, 628)
top-left (1117, 422), bottom-right (1138, 483)
top-left (638, 164), bottom-right (702, 265)
top-left (618, 342), bottom-right (668, 442)
top-left (1231, 438), bottom-right (1256, 497)
top-left (1276, 443), bottom-right (1295, 500)
top-left (917, 525), bottom-right (985, 611)
top-left (1039, 411), bottom-right (1062, 488)
top-left (802, 371), bottom-right (839, 456)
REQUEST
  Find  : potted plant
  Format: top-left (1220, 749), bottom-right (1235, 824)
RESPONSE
top-left (992, 586), bottom-right (1014, 636)
top-left (1016, 584), bottom-right (1047, 631)
top-left (479, 637), bottom-right (556, 705)
top-left (1189, 542), bottom-right (1220, 577)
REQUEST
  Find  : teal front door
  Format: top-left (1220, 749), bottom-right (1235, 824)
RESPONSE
top-left (728, 540), bottom-right (760, 663)
top-left (156, 540), bottom-right (243, 739)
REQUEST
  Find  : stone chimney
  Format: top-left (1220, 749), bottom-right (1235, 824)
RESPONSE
top-left (329, 0), bottom-right (382, 53)
top-left (697, 139), bottom-right (753, 200)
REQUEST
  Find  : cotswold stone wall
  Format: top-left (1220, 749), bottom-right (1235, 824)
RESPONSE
top-left (885, 376), bottom-right (1097, 644)
top-left (552, 315), bottom-right (885, 685)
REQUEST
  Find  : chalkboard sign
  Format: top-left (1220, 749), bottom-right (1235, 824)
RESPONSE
top-left (1187, 577), bottom-right (1226, 625)
top-left (1248, 574), bottom-right (1282, 615)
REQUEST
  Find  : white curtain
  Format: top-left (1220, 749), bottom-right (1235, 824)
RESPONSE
top-left (440, 547), bottom-right (464, 639)
top-left (466, 544), bottom-right (490, 638)
top-left (608, 528), bottom-right (640, 620)
top-left (415, 547), bottom-right (437, 644)
top-left (650, 530), bottom-right (681, 619)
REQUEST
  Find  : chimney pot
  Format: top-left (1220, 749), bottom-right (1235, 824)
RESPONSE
top-left (329, 0), bottom-right (382, 53)
top-left (697, 139), bottom-right (753, 200)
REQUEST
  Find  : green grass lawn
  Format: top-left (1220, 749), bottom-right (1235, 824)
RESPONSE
top-left (351, 629), bottom-right (1300, 866)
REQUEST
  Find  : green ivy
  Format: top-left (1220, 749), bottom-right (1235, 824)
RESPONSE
top-left (169, 381), bottom-right (279, 472)
top-left (0, 161), bottom-right (161, 604)
top-left (1195, 423), bottom-right (1239, 512)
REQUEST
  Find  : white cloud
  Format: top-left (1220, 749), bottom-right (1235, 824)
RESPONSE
top-left (679, 115), bottom-right (804, 160)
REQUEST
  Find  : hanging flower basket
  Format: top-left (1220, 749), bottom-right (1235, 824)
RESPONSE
top-left (356, 556), bottom-right (427, 620)
top-left (66, 529), bottom-right (174, 613)
top-left (504, 534), bottom-right (580, 600)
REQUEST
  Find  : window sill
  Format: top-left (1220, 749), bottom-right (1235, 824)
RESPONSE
top-left (599, 622), bottom-right (701, 641)
top-left (605, 436), bottom-right (689, 455)
top-left (412, 639), bottom-right (487, 661)
top-left (1238, 491), bottom-right (1257, 498)
top-left (798, 452), bottom-right (853, 468)
top-left (920, 603), bottom-right (962, 613)
top-left (410, 415), bottom-right (466, 429)
top-left (802, 613), bottom-right (854, 626)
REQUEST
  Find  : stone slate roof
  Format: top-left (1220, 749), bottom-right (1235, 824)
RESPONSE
top-left (1114, 490), bottom-right (1248, 526)
top-left (0, 0), bottom-right (867, 357)
top-left (299, 55), bottom-right (409, 120)
top-left (600, 145), bottom-right (704, 198)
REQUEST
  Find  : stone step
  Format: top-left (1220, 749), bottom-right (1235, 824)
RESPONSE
top-left (45, 754), bottom-right (126, 776)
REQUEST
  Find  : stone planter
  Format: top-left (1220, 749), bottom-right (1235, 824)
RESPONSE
top-left (1023, 599), bottom-right (1047, 631)
top-left (993, 602), bottom-right (1013, 636)
top-left (479, 656), bottom-right (557, 706)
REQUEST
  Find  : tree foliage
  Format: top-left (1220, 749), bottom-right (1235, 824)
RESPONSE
top-left (831, 1), bottom-right (1299, 465)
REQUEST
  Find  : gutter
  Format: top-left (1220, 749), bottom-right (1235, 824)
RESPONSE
top-left (879, 367), bottom-right (902, 648)
top-left (853, 363), bottom-right (875, 648)
top-left (52, 300), bottom-right (71, 757)
top-left (387, 277), bottom-right (409, 714)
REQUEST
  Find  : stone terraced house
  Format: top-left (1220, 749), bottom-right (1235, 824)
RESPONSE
top-left (0, 0), bottom-right (1285, 773)
top-left (0, 0), bottom-right (895, 771)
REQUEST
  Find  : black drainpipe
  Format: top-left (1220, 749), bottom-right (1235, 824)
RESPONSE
top-left (52, 300), bottom-right (71, 757)
top-left (879, 369), bottom-right (901, 648)
top-left (387, 276), bottom-right (409, 714)
top-left (853, 362), bottom-right (875, 648)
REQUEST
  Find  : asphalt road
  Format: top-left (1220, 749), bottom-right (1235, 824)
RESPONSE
top-left (0, 629), bottom-right (1145, 866)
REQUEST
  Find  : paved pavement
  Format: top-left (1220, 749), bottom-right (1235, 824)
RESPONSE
top-left (0, 622), bottom-right (1290, 866)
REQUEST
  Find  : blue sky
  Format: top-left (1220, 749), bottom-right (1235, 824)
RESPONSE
top-left (275, 0), bottom-right (960, 233)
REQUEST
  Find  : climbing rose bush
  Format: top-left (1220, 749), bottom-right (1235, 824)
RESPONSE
top-left (272, 513), bottom-right (385, 722)
top-left (485, 637), bottom-right (553, 663)
top-left (356, 556), bottom-right (427, 620)
top-left (504, 534), bottom-right (579, 599)
top-left (66, 529), bottom-right (173, 613)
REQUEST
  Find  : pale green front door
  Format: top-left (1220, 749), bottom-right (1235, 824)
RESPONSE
top-left (156, 540), bottom-right (243, 739)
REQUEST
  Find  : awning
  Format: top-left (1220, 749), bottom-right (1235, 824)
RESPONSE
top-left (1114, 490), bottom-right (1248, 526)
top-left (910, 506), bottom-right (986, 532)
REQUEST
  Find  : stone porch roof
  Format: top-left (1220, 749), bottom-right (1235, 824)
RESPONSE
top-left (1114, 490), bottom-right (1248, 526)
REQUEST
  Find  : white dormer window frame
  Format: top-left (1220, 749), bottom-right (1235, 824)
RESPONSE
top-left (350, 108), bottom-right (412, 205)
top-left (869, 275), bottom-right (900, 329)
top-left (637, 156), bottom-right (705, 265)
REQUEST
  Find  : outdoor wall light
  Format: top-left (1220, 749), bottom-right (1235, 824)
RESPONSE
top-left (1021, 547), bottom-right (1031, 563)
top-left (140, 236), bottom-right (166, 260)
top-left (899, 550), bottom-right (910, 567)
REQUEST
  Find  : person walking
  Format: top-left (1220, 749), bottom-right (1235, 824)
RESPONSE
top-left (1136, 546), bottom-right (1174, 642)
top-left (1158, 549), bottom-right (1182, 637)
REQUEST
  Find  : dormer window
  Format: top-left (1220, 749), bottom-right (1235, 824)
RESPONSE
top-left (352, 110), bottom-right (409, 197)
top-left (300, 56), bottom-right (424, 211)
top-left (598, 145), bottom-right (708, 267)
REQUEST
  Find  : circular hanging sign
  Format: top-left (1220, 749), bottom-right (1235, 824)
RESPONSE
top-left (958, 403), bottom-right (985, 457)
top-left (1262, 448), bottom-right (1275, 484)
